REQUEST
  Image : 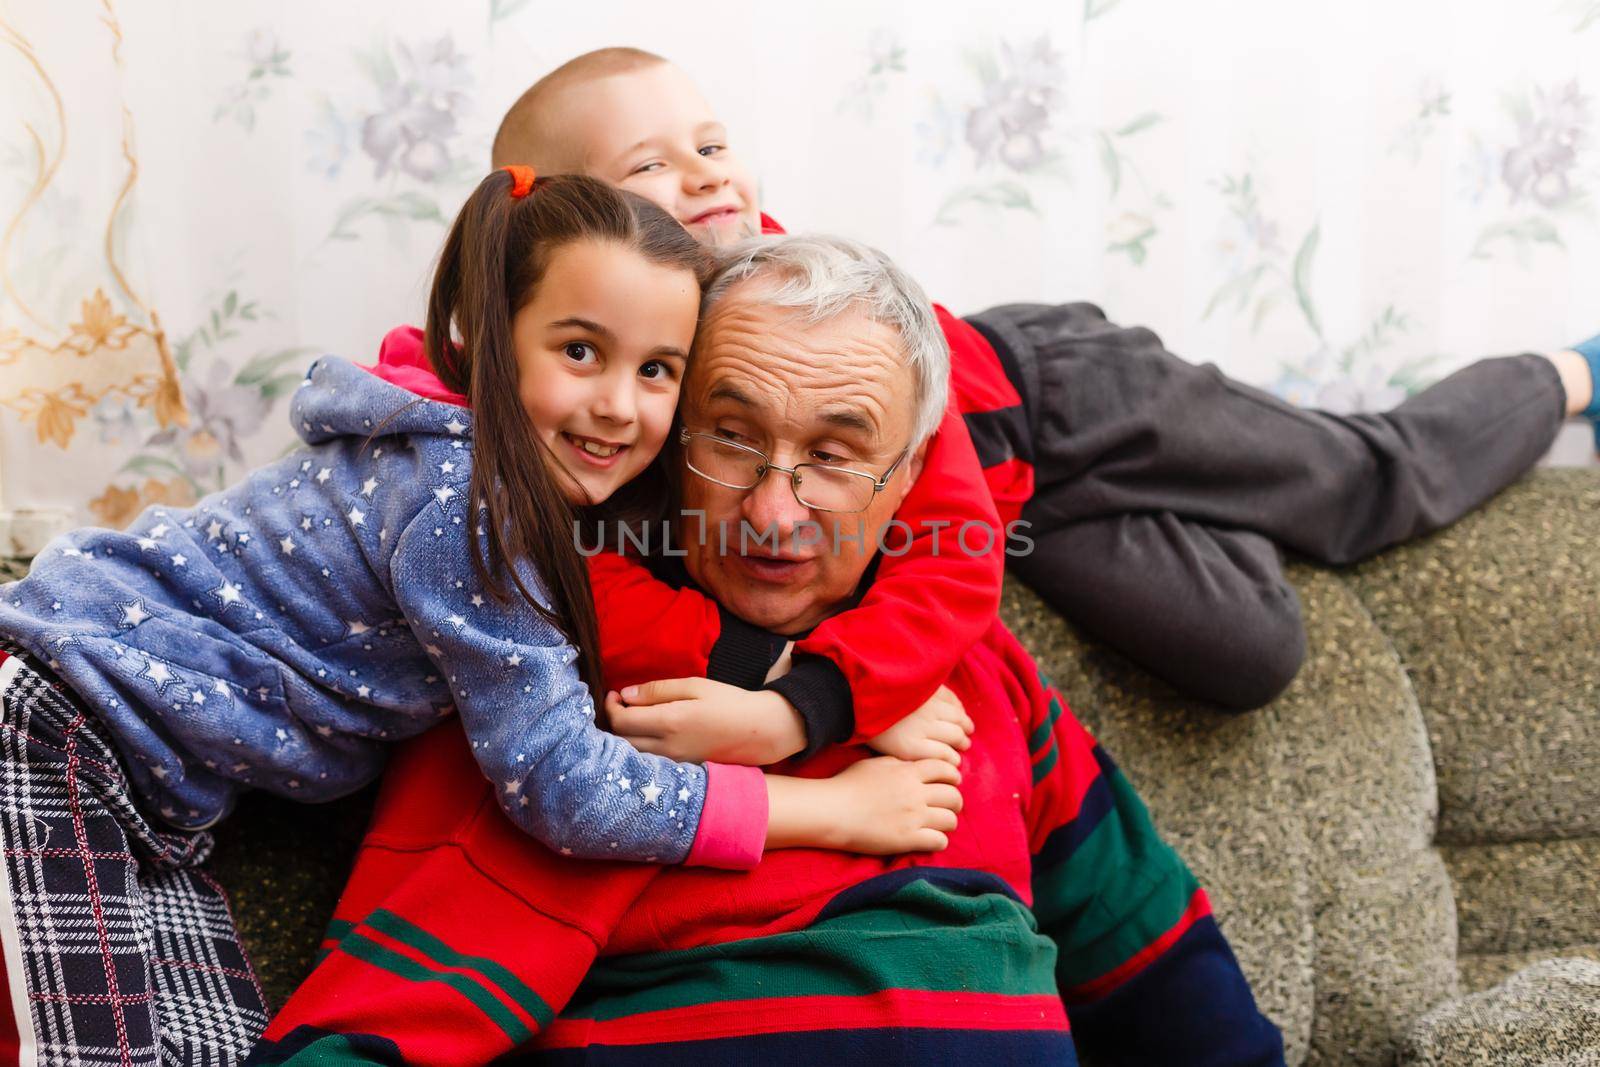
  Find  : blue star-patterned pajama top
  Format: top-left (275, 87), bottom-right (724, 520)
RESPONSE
top-left (0, 357), bottom-right (764, 868)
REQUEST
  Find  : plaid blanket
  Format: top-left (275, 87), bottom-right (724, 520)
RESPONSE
top-left (0, 641), bottom-right (268, 1066)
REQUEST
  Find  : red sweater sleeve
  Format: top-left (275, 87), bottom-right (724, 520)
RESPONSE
top-left (589, 550), bottom-right (720, 691)
top-left (794, 399), bottom-right (1005, 742)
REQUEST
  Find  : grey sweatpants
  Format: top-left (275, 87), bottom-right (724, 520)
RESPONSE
top-left (966, 302), bottom-right (1566, 709)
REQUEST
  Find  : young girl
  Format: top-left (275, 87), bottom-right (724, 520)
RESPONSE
top-left (0, 170), bottom-right (960, 1066)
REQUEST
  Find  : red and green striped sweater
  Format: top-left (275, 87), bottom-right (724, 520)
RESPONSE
top-left (251, 617), bottom-right (1281, 1065)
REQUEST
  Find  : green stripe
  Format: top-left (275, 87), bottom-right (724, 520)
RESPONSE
top-left (267, 1032), bottom-right (386, 1066)
top-left (365, 909), bottom-right (554, 1028)
top-left (336, 931), bottom-right (533, 1044)
top-left (1031, 742), bottom-right (1060, 784)
top-left (563, 880), bottom-right (1057, 1022)
top-left (1028, 691), bottom-right (1065, 754)
top-left (1031, 767), bottom-right (1199, 987)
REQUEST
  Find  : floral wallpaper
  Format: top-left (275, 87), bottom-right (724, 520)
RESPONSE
top-left (2, 0), bottom-right (1596, 547)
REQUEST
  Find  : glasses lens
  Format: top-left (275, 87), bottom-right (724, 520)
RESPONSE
top-left (687, 435), bottom-right (763, 488)
top-left (794, 466), bottom-right (874, 512)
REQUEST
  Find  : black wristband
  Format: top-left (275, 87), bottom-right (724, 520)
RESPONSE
top-left (766, 655), bottom-right (854, 761)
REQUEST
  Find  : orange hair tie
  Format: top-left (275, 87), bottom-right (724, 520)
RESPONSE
top-left (501, 164), bottom-right (537, 199)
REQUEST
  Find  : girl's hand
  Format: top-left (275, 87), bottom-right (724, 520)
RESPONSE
top-left (606, 678), bottom-right (807, 766)
top-left (866, 686), bottom-right (974, 765)
top-left (822, 756), bottom-right (963, 854)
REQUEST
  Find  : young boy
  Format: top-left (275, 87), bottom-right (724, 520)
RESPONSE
top-left (491, 46), bottom-right (1600, 712)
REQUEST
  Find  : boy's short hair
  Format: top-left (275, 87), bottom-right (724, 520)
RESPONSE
top-left (491, 47), bottom-right (668, 170)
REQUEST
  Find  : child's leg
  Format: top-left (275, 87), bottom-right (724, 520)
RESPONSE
top-left (1009, 514), bottom-right (1304, 710)
top-left (0, 645), bottom-right (267, 1066)
top-left (968, 302), bottom-right (1571, 567)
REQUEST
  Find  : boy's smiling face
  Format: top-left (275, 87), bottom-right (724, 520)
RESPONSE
top-left (551, 63), bottom-right (763, 244)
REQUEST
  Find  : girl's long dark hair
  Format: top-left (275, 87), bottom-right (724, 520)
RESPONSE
top-left (425, 171), bottom-right (708, 703)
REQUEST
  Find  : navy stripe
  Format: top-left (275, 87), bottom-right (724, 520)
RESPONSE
top-left (962, 404), bottom-right (1034, 470)
top-left (1033, 745), bottom-right (1122, 871)
top-left (815, 866), bottom-right (1022, 922)
top-left (521, 1027), bottom-right (1078, 1066)
top-left (1065, 917), bottom-right (1285, 1067)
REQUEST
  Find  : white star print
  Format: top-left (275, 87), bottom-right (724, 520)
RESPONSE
top-left (505, 653), bottom-right (523, 667)
top-left (237, 533), bottom-right (250, 545)
top-left (214, 581), bottom-right (243, 608)
top-left (347, 620), bottom-right (369, 636)
top-left (149, 523), bottom-right (169, 537)
top-left (444, 417), bottom-right (466, 435)
top-left (275, 728), bottom-right (289, 742)
top-left (315, 724), bottom-right (333, 737)
top-left (379, 527), bottom-right (389, 543)
top-left (560, 847), bottom-right (573, 856)
top-left (618, 776), bottom-right (632, 792)
top-left (170, 554), bottom-right (187, 567)
top-left (301, 460), bottom-right (312, 472)
top-left (191, 689), bottom-right (206, 704)
top-left (206, 520), bottom-right (223, 540)
top-left (136, 537), bottom-right (158, 552)
top-left (424, 643), bottom-right (443, 657)
top-left (470, 594), bottom-right (485, 608)
top-left (640, 782), bottom-right (663, 807)
top-left (120, 601), bottom-right (150, 627)
top-left (347, 505), bottom-right (367, 527)
top-left (316, 467), bottom-right (332, 484)
top-left (280, 536), bottom-right (296, 555)
top-left (300, 516), bottom-right (313, 531)
top-left (361, 476), bottom-right (379, 497)
top-left (141, 659), bottom-right (173, 689)
top-left (434, 486), bottom-right (456, 506)
top-left (357, 684), bottom-right (371, 699)
top-left (61, 547), bottom-right (82, 557)
top-left (678, 787), bottom-right (691, 803)
top-left (504, 778), bottom-right (521, 795)
top-left (439, 460), bottom-right (455, 474)
top-left (445, 614), bottom-right (467, 630)
top-left (213, 679), bottom-right (230, 695)
top-left (151, 765), bottom-right (168, 780)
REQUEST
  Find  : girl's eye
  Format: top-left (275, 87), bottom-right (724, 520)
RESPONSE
top-left (698, 144), bottom-right (724, 157)
top-left (632, 161), bottom-right (665, 174)
top-left (639, 360), bottom-right (674, 381)
top-left (564, 342), bottom-right (597, 364)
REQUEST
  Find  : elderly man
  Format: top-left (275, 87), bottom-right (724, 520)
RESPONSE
top-left (252, 236), bottom-right (1283, 1066)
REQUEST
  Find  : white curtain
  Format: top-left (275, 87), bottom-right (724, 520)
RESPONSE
top-left (3, 0), bottom-right (1596, 541)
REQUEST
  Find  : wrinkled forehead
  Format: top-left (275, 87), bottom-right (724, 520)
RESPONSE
top-left (684, 288), bottom-right (913, 442)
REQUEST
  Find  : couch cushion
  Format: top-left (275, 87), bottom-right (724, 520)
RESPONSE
top-left (1349, 470), bottom-right (1600, 845)
top-left (1401, 958), bottom-right (1600, 1066)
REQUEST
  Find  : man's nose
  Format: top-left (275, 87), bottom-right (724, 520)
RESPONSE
top-left (741, 467), bottom-right (810, 541)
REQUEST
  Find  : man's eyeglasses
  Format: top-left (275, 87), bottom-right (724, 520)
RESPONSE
top-left (678, 429), bottom-right (906, 514)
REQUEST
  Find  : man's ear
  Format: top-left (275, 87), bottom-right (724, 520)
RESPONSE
top-left (905, 437), bottom-right (931, 488)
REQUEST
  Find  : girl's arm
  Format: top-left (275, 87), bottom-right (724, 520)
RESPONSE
top-left (390, 506), bottom-right (761, 869)
top-left (393, 509), bottom-right (959, 867)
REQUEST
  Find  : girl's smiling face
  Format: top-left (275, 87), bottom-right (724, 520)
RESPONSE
top-left (512, 237), bottom-right (700, 505)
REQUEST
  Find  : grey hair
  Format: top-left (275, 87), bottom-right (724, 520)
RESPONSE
top-left (700, 234), bottom-right (950, 447)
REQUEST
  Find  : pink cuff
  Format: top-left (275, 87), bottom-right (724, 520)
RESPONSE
top-left (685, 763), bottom-right (767, 870)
